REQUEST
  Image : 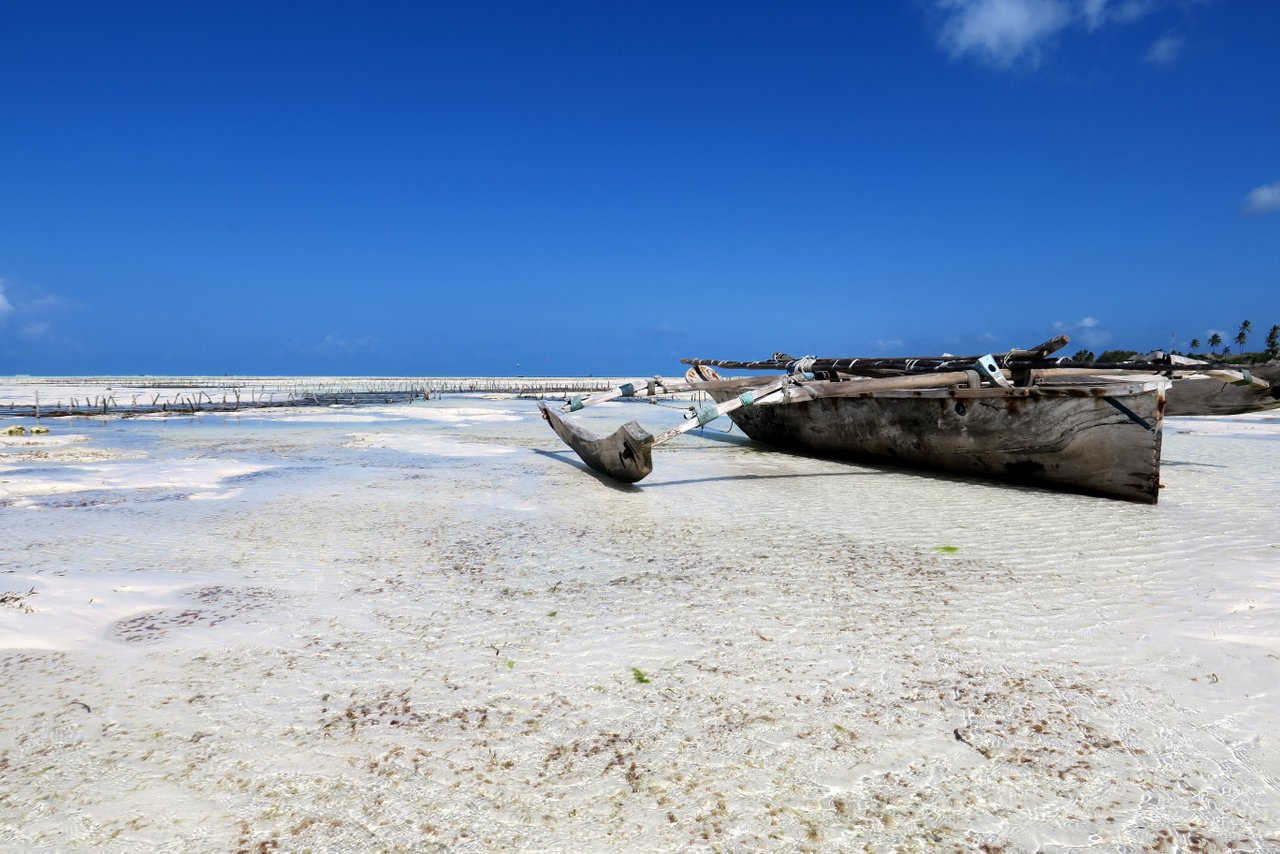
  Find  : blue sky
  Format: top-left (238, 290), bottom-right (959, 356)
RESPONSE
top-left (1, 1), bottom-right (1277, 375)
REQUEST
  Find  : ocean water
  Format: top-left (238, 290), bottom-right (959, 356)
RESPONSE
top-left (1, 391), bottom-right (1278, 852)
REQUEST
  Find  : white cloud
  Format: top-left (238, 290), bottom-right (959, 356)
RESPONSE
top-left (1145, 33), bottom-right (1183, 64)
top-left (1080, 0), bottom-right (1108, 26)
top-left (936, 0), bottom-right (1071, 67)
top-left (1083, 0), bottom-right (1153, 29)
top-left (0, 277), bottom-right (80, 340)
top-left (1243, 180), bottom-right (1280, 216)
top-left (932, 0), bottom-right (1158, 67)
top-left (1053, 316), bottom-right (1110, 348)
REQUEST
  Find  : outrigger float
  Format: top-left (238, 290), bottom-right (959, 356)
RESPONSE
top-left (540, 335), bottom-right (1272, 504)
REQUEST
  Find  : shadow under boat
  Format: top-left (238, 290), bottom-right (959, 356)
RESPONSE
top-left (530, 448), bottom-right (643, 493)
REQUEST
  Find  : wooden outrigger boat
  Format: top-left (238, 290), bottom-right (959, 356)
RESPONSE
top-left (540, 336), bottom-right (1263, 504)
top-left (1159, 357), bottom-right (1280, 416)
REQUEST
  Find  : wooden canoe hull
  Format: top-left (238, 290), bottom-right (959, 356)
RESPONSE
top-left (706, 382), bottom-right (1166, 503)
top-left (1164, 366), bottom-right (1280, 416)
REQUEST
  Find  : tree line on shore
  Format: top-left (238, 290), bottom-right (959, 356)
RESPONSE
top-left (1071, 321), bottom-right (1280, 364)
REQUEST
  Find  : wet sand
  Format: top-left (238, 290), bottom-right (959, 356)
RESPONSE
top-left (2, 397), bottom-right (1278, 851)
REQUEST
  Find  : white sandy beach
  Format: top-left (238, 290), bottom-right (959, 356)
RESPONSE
top-left (1, 390), bottom-right (1278, 852)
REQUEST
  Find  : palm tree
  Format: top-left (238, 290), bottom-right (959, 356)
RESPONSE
top-left (1209, 332), bottom-right (1223, 353)
top-left (1189, 338), bottom-right (1201, 354)
top-left (1267, 324), bottom-right (1280, 357)
top-left (1236, 320), bottom-right (1252, 356)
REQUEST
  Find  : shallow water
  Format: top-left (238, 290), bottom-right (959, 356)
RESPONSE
top-left (2, 397), bottom-right (1278, 852)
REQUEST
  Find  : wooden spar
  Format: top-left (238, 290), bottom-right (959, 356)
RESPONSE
top-left (1035, 359), bottom-right (1276, 415)
top-left (555, 374), bottom-right (791, 413)
top-left (778, 371), bottom-right (977, 402)
top-left (681, 335), bottom-right (1072, 374)
top-left (649, 375), bottom-right (794, 445)
top-left (558, 378), bottom-right (665, 412)
top-left (1031, 368), bottom-right (1167, 379)
top-left (689, 355), bottom-right (1267, 379)
top-left (681, 336), bottom-right (1261, 380)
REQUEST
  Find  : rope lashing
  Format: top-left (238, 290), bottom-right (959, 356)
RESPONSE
top-left (738, 391), bottom-right (755, 406)
top-left (694, 404), bottom-right (720, 426)
top-left (618, 383), bottom-right (635, 397)
top-left (569, 395), bottom-right (584, 411)
top-left (793, 356), bottom-right (817, 374)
